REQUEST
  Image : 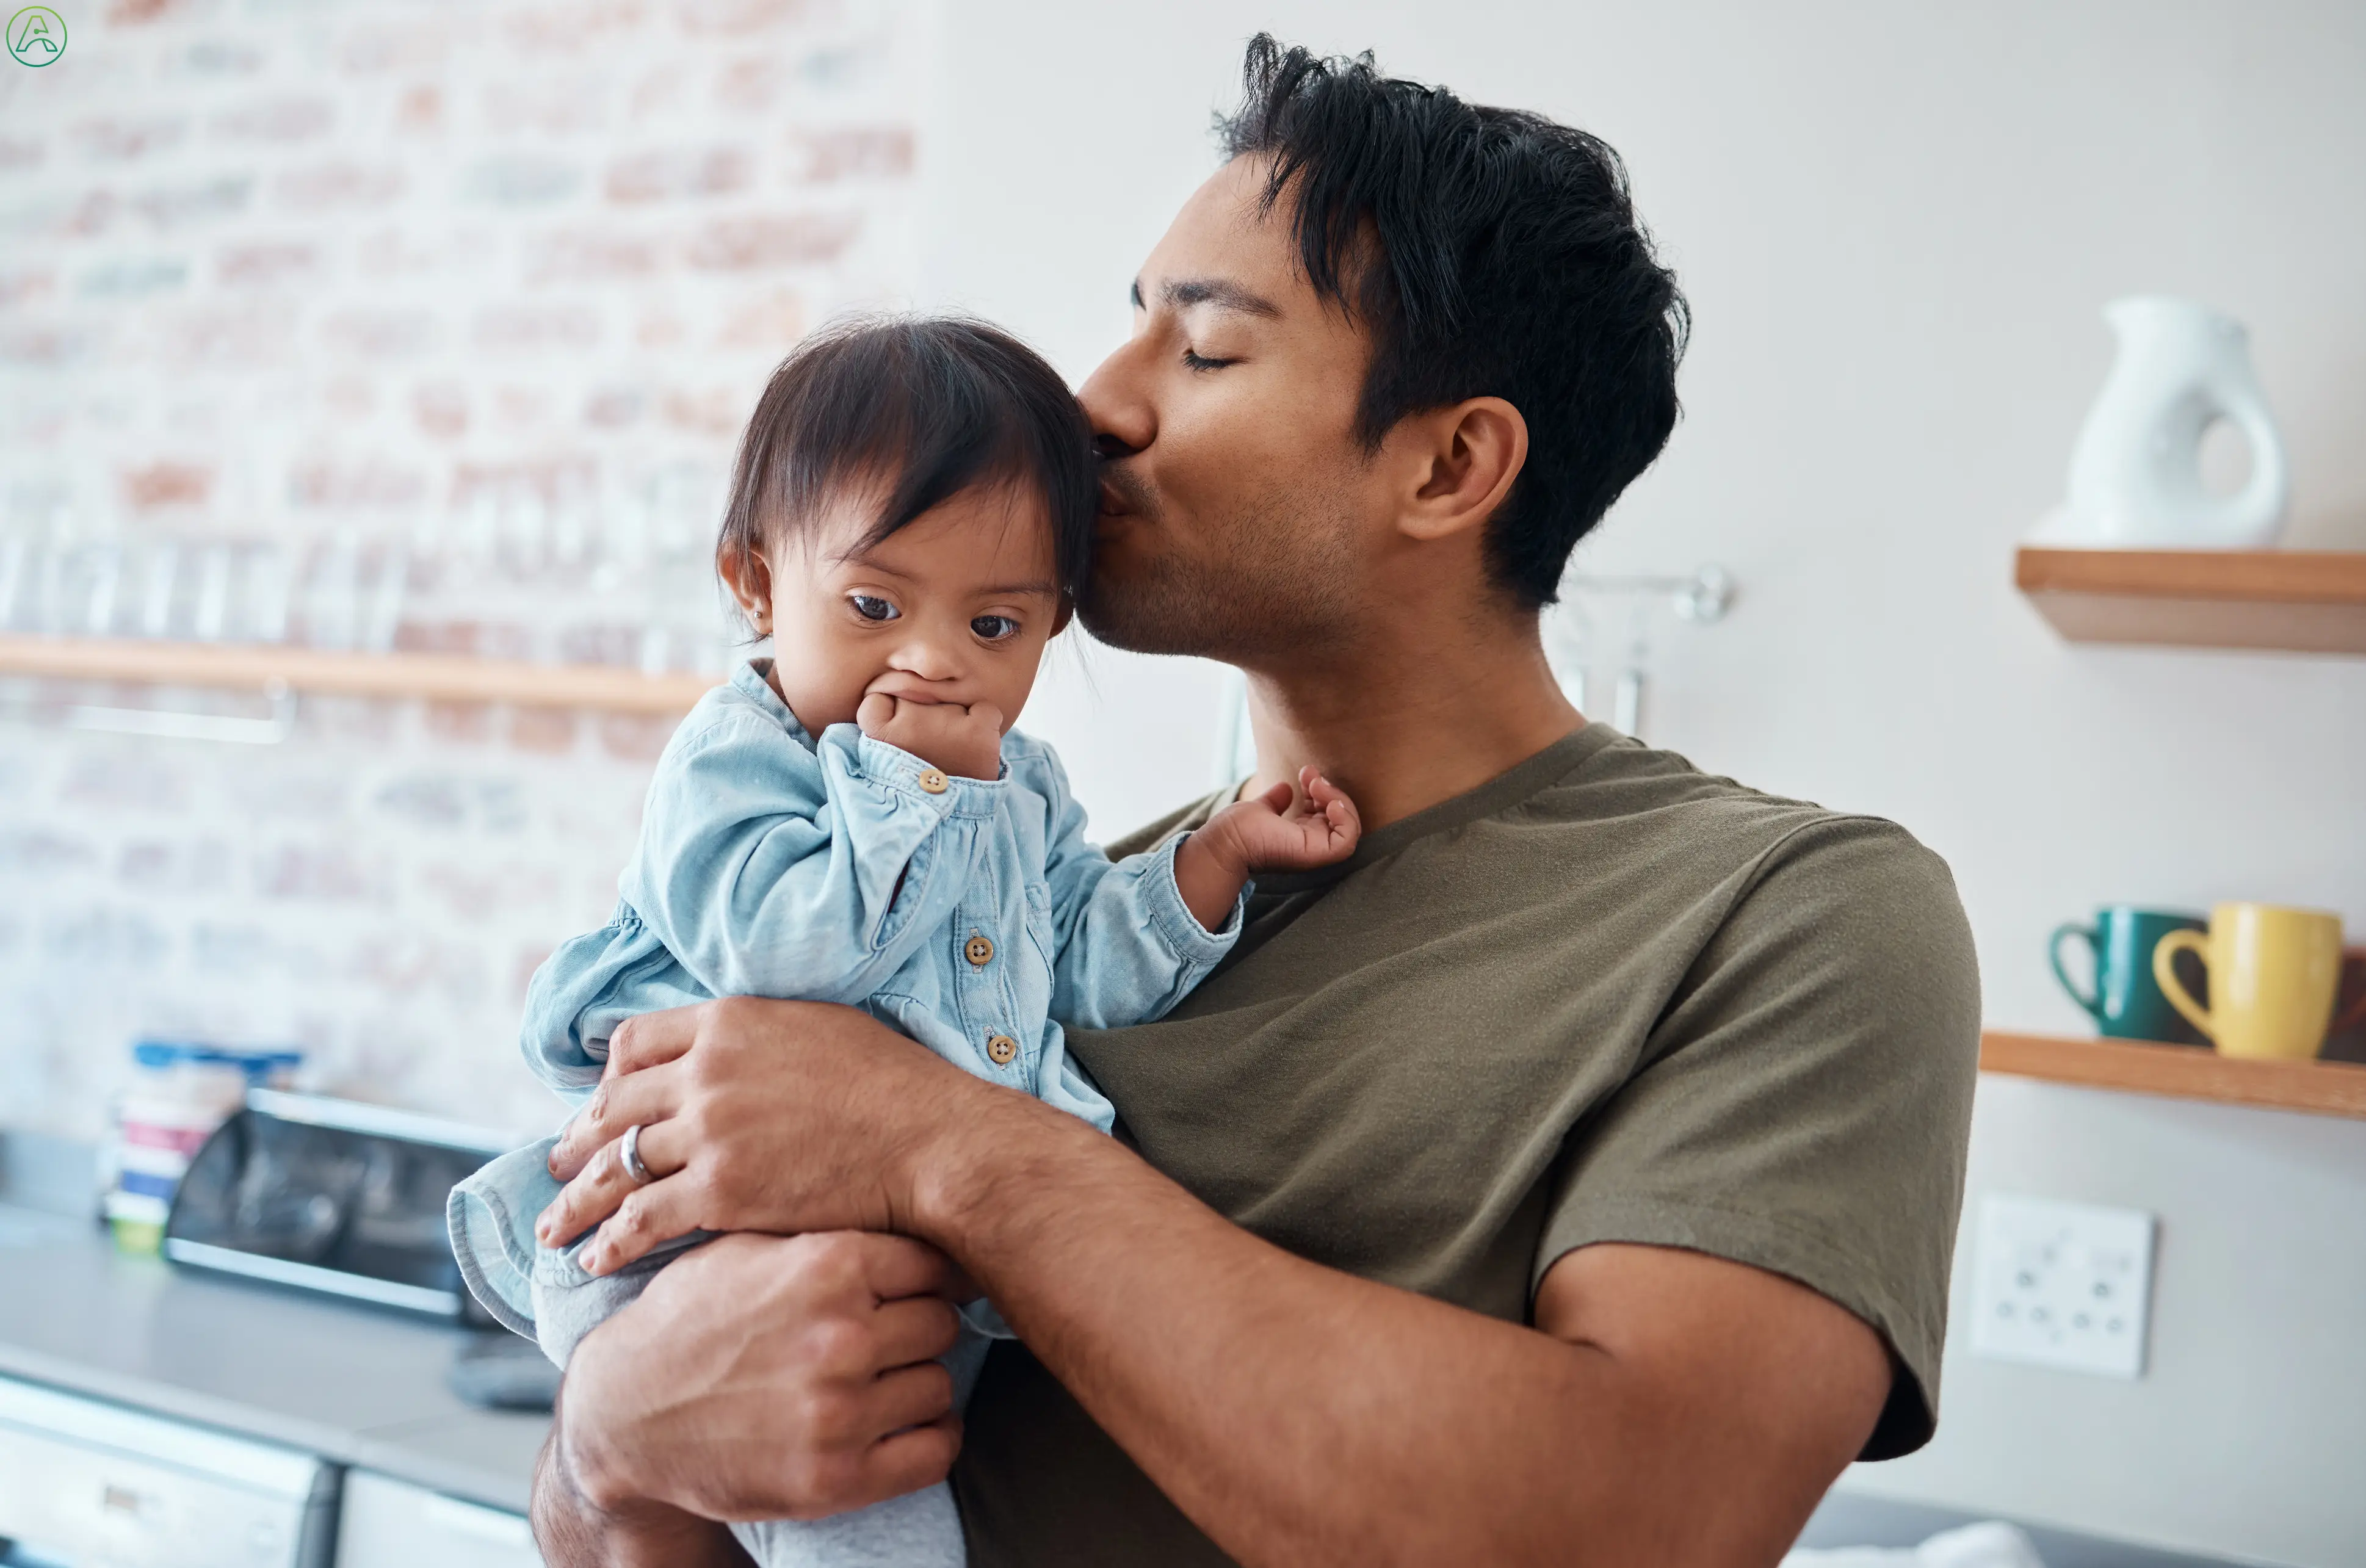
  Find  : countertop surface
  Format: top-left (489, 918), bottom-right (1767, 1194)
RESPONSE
top-left (0, 1201), bottom-right (547, 1513)
top-left (0, 1197), bottom-right (2245, 1564)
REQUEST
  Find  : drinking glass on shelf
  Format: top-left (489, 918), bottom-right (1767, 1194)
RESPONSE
top-left (138, 541), bottom-right (178, 638)
top-left (0, 534), bottom-right (28, 634)
top-left (32, 529), bottom-right (67, 635)
top-left (81, 542), bottom-right (122, 635)
top-left (192, 544), bottom-right (233, 641)
top-left (37, 536), bottom-right (104, 638)
top-left (245, 543), bottom-right (292, 645)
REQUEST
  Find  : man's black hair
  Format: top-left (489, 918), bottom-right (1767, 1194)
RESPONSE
top-left (1220, 37), bottom-right (1688, 608)
top-left (718, 314), bottom-right (1094, 605)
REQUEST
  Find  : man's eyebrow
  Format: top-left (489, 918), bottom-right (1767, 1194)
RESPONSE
top-left (1128, 276), bottom-right (1282, 319)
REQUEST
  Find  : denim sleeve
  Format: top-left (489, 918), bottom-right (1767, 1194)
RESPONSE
top-left (621, 715), bottom-right (1000, 1004)
top-left (516, 916), bottom-right (710, 1100)
top-left (1032, 743), bottom-right (1243, 1028)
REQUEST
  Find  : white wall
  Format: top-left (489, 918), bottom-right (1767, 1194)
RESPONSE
top-left (920, 4), bottom-right (2366, 1564)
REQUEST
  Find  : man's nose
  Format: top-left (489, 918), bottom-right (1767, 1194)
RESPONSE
top-left (1077, 335), bottom-right (1155, 458)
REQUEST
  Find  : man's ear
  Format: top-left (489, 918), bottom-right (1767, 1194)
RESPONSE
top-left (1395, 396), bottom-right (1528, 544)
top-left (718, 543), bottom-right (775, 635)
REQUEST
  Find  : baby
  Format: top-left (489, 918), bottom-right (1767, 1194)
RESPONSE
top-left (449, 316), bottom-right (1359, 1566)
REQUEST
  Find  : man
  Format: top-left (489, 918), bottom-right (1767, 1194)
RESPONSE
top-left (528, 38), bottom-right (1980, 1567)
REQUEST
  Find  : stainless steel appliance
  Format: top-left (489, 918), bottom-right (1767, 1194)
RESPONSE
top-left (0, 1376), bottom-right (335, 1568)
top-left (335, 1472), bottom-right (540, 1568)
top-left (162, 1092), bottom-right (508, 1321)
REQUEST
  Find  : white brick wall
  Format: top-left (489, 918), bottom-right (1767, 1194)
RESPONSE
top-left (0, 0), bottom-right (930, 1141)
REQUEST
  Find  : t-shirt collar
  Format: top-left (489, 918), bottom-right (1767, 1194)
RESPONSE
top-left (1247, 721), bottom-right (1624, 895)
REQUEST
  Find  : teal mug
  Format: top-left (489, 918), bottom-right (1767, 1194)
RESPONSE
top-left (2050, 906), bottom-right (2209, 1045)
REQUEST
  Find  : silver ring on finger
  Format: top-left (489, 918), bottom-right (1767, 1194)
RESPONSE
top-left (619, 1122), bottom-right (653, 1187)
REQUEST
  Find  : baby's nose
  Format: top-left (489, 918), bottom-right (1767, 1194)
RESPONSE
top-left (889, 637), bottom-right (963, 682)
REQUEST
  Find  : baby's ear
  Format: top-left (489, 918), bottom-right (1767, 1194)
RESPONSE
top-left (718, 543), bottom-right (775, 633)
top-left (1051, 598), bottom-right (1075, 635)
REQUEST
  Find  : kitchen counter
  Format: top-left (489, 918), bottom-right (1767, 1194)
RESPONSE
top-left (0, 1199), bottom-right (546, 1514)
top-left (0, 1132), bottom-right (2246, 1565)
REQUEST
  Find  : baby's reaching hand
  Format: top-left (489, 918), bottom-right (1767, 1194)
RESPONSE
top-left (1206, 767), bottom-right (1361, 873)
top-left (1173, 767), bottom-right (1362, 932)
top-left (856, 692), bottom-right (1005, 782)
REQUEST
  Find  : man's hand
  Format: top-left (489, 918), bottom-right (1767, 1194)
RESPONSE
top-left (531, 1231), bottom-right (967, 1566)
top-left (856, 691), bottom-right (1004, 781)
top-left (535, 999), bottom-right (1057, 1277)
top-left (554, 1232), bottom-right (964, 1523)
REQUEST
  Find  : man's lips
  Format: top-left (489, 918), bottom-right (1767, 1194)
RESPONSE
top-left (1096, 467), bottom-right (1157, 522)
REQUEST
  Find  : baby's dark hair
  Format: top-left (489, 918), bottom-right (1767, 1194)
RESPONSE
top-left (717, 314), bottom-right (1095, 609)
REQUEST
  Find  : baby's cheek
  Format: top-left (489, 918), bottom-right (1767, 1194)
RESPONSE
top-left (985, 651), bottom-right (1049, 732)
top-left (769, 624), bottom-right (880, 732)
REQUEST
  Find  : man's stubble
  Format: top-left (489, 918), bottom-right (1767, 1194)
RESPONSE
top-left (1077, 468), bottom-right (1364, 669)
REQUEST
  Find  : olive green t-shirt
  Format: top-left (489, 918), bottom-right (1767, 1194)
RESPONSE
top-left (953, 723), bottom-right (1981, 1564)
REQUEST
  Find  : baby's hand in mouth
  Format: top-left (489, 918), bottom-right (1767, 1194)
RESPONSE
top-left (857, 691), bottom-right (1005, 781)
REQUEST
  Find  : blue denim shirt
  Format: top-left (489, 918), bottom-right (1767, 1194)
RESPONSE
top-left (450, 660), bottom-right (1242, 1334)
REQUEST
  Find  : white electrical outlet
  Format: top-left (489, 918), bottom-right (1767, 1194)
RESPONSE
top-left (1969, 1194), bottom-right (2155, 1379)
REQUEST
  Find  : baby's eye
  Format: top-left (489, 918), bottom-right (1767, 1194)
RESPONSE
top-left (971, 615), bottom-right (1021, 641)
top-left (848, 594), bottom-right (899, 623)
top-left (1181, 349), bottom-right (1235, 372)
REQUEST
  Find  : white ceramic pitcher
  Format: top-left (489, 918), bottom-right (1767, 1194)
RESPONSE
top-left (2060, 295), bottom-right (2288, 547)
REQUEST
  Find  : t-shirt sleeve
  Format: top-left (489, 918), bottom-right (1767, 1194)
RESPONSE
top-left (1532, 815), bottom-right (1981, 1459)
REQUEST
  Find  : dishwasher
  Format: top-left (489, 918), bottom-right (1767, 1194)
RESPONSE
top-left (0, 1376), bottom-right (336, 1568)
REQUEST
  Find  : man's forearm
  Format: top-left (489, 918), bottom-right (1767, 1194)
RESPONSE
top-left (915, 1108), bottom-right (1603, 1564)
top-left (532, 1411), bottom-right (751, 1568)
top-left (911, 1093), bottom-right (1878, 1568)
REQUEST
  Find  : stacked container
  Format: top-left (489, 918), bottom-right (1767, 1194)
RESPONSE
top-left (104, 1041), bottom-right (302, 1254)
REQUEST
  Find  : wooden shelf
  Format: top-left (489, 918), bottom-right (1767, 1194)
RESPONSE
top-left (1980, 1031), bottom-right (2366, 1120)
top-left (2015, 546), bottom-right (2366, 656)
top-left (0, 633), bottom-right (715, 714)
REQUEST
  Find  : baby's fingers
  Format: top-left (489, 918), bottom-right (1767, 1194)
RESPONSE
top-left (1303, 771), bottom-right (1359, 822)
top-left (857, 692), bottom-right (898, 736)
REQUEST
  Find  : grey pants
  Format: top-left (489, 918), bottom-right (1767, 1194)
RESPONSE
top-left (534, 1232), bottom-right (983, 1568)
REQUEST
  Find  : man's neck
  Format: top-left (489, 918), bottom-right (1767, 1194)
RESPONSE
top-left (1238, 613), bottom-right (1583, 833)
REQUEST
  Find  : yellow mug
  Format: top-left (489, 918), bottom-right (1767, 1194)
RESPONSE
top-left (2153, 903), bottom-right (2343, 1061)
